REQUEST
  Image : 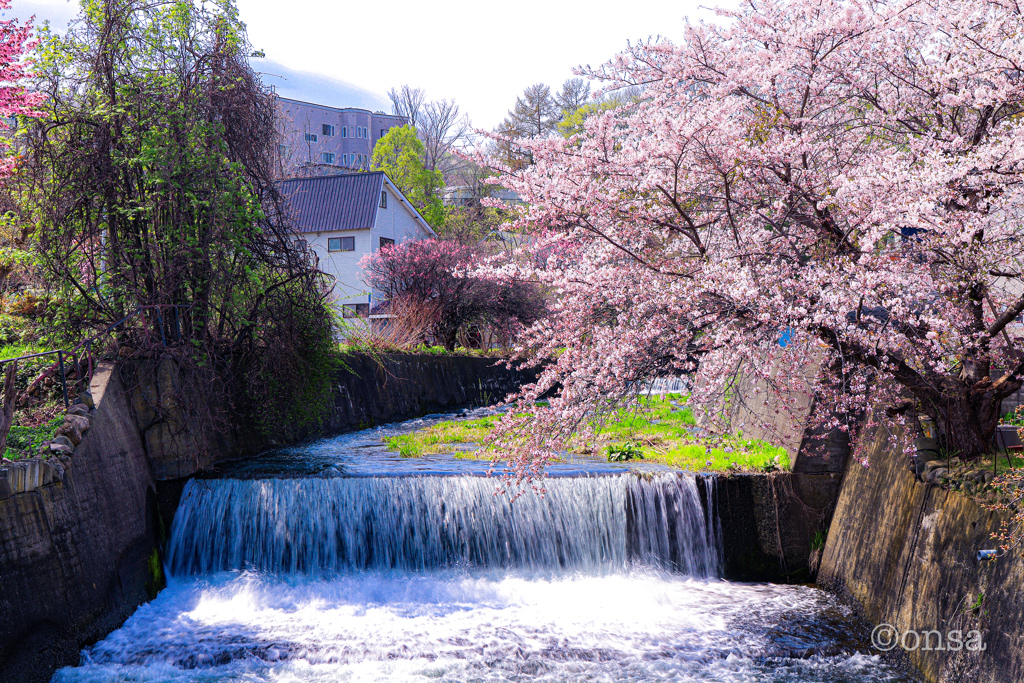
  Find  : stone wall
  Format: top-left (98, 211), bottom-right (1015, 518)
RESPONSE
top-left (0, 363), bottom-right (161, 683)
top-left (708, 472), bottom-right (843, 582)
top-left (818, 427), bottom-right (1024, 682)
top-left (131, 352), bottom-right (539, 481)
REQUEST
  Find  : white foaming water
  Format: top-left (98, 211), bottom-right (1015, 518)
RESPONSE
top-left (53, 570), bottom-right (906, 682)
top-left (54, 470), bottom-right (910, 682)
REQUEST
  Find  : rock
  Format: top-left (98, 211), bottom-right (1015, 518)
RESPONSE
top-left (66, 404), bottom-right (90, 417)
top-left (923, 460), bottom-right (946, 474)
top-left (925, 467), bottom-right (948, 484)
top-left (42, 461), bottom-right (55, 486)
top-left (984, 471), bottom-right (995, 483)
top-left (0, 470), bottom-right (10, 499)
top-left (47, 443), bottom-right (73, 456)
top-left (57, 423), bottom-right (83, 446)
top-left (75, 391), bottom-right (95, 409)
top-left (64, 413), bottom-right (91, 433)
top-left (49, 458), bottom-right (64, 482)
top-left (52, 435), bottom-right (74, 449)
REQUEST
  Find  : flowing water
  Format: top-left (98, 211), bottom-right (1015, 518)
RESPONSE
top-left (53, 413), bottom-right (911, 683)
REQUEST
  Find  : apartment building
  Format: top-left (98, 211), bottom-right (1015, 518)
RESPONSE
top-left (277, 97), bottom-right (407, 178)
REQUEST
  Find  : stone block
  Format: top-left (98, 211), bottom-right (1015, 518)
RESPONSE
top-left (57, 423), bottom-right (83, 446)
top-left (66, 404), bottom-right (90, 417)
top-left (0, 468), bottom-right (10, 499)
top-left (20, 459), bottom-right (41, 490)
top-left (48, 443), bottom-right (74, 456)
top-left (64, 413), bottom-right (90, 433)
top-left (48, 458), bottom-right (64, 482)
top-left (41, 461), bottom-right (55, 486)
top-left (9, 462), bottom-right (25, 493)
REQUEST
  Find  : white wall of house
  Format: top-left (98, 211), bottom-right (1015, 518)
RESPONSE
top-left (302, 183), bottom-right (433, 314)
top-left (371, 184), bottom-right (430, 253)
top-left (304, 228), bottom-right (373, 306)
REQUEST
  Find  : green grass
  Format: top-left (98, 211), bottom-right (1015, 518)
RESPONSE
top-left (383, 395), bottom-right (790, 473)
top-left (0, 342), bottom-right (44, 362)
top-left (4, 416), bottom-right (63, 460)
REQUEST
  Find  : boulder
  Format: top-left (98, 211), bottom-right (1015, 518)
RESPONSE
top-left (47, 442), bottom-right (73, 456)
top-left (52, 435), bottom-right (74, 449)
top-left (63, 413), bottom-right (90, 434)
top-left (66, 404), bottom-right (90, 417)
top-left (925, 467), bottom-right (948, 484)
top-left (75, 391), bottom-right (95, 409)
top-left (56, 423), bottom-right (83, 446)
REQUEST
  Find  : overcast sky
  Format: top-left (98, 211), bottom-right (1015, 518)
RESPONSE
top-left (11, 0), bottom-right (726, 129)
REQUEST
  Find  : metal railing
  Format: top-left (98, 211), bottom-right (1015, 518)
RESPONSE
top-left (0, 304), bottom-right (191, 408)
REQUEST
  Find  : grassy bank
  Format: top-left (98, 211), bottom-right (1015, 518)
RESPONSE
top-left (385, 395), bottom-right (789, 473)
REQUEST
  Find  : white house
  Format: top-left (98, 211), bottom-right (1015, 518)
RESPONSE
top-left (279, 172), bottom-right (435, 319)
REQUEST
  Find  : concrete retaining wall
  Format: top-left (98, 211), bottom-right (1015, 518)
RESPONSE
top-left (0, 364), bottom-right (161, 683)
top-left (818, 427), bottom-right (1024, 682)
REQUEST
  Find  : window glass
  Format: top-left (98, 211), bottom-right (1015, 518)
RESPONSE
top-left (322, 124), bottom-right (335, 136)
top-left (322, 152), bottom-right (334, 164)
top-left (341, 127), bottom-right (347, 138)
top-left (304, 133), bottom-right (317, 143)
top-left (342, 303), bottom-right (370, 319)
top-left (380, 191), bottom-right (387, 209)
top-left (379, 237), bottom-right (395, 250)
top-left (328, 236), bottom-right (356, 252)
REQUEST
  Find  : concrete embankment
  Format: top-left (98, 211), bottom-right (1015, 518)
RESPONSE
top-left (819, 428), bottom-right (1024, 682)
top-left (0, 364), bottom-right (161, 683)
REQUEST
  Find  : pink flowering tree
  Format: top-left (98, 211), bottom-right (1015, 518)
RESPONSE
top-left (483, 0), bottom-right (1024, 479)
top-left (362, 239), bottom-right (542, 350)
top-left (0, 0), bottom-right (41, 177)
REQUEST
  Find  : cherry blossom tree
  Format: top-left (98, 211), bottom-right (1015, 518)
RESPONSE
top-left (483, 0), bottom-right (1024, 479)
top-left (0, 0), bottom-right (43, 177)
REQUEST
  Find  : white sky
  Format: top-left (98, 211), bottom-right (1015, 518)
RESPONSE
top-left (11, 0), bottom-right (727, 130)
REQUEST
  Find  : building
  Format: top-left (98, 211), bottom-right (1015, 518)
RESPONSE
top-left (280, 172), bottom-right (435, 319)
top-left (276, 97), bottom-right (407, 178)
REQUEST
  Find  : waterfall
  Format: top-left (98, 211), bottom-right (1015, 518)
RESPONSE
top-left (166, 473), bottom-right (720, 577)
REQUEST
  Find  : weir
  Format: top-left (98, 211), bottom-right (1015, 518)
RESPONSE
top-left (167, 473), bottom-right (721, 577)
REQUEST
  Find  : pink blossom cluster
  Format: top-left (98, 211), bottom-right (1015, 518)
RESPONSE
top-left (480, 0), bottom-right (1024, 483)
top-left (0, 0), bottom-right (43, 177)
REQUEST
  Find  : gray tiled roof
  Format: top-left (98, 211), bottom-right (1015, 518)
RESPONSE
top-left (279, 172), bottom-right (385, 233)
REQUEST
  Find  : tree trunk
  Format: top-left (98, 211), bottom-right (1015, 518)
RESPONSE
top-left (930, 385), bottom-right (1002, 461)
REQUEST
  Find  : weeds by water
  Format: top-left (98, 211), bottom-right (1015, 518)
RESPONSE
top-left (384, 395), bottom-right (790, 473)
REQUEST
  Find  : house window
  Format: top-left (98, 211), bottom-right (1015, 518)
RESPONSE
top-left (322, 124), bottom-right (335, 136)
top-left (380, 191), bottom-right (387, 209)
top-left (278, 144), bottom-right (287, 157)
top-left (379, 237), bottom-right (395, 250)
top-left (291, 238), bottom-right (307, 251)
top-left (342, 303), bottom-right (370, 319)
top-left (304, 133), bottom-right (317, 143)
top-left (328, 236), bottom-right (356, 252)
top-left (357, 126), bottom-right (363, 138)
top-left (322, 152), bottom-right (335, 164)
top-left (341, 126), bottom-right (347, 138)
top-left (342, 154), bottom-right (349, 165)
top-left (380, 128), bottom-right (386, 139)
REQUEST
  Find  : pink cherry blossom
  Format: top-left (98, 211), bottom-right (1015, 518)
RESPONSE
top-left (479, 0), bottom-right (1024, 484)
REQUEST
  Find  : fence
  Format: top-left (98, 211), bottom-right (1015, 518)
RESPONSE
top-left (0, 305), bottom-right (190, 408)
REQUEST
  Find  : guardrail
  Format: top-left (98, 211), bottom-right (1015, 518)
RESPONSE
top-left (0, 304), bottom-right (191, 408)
